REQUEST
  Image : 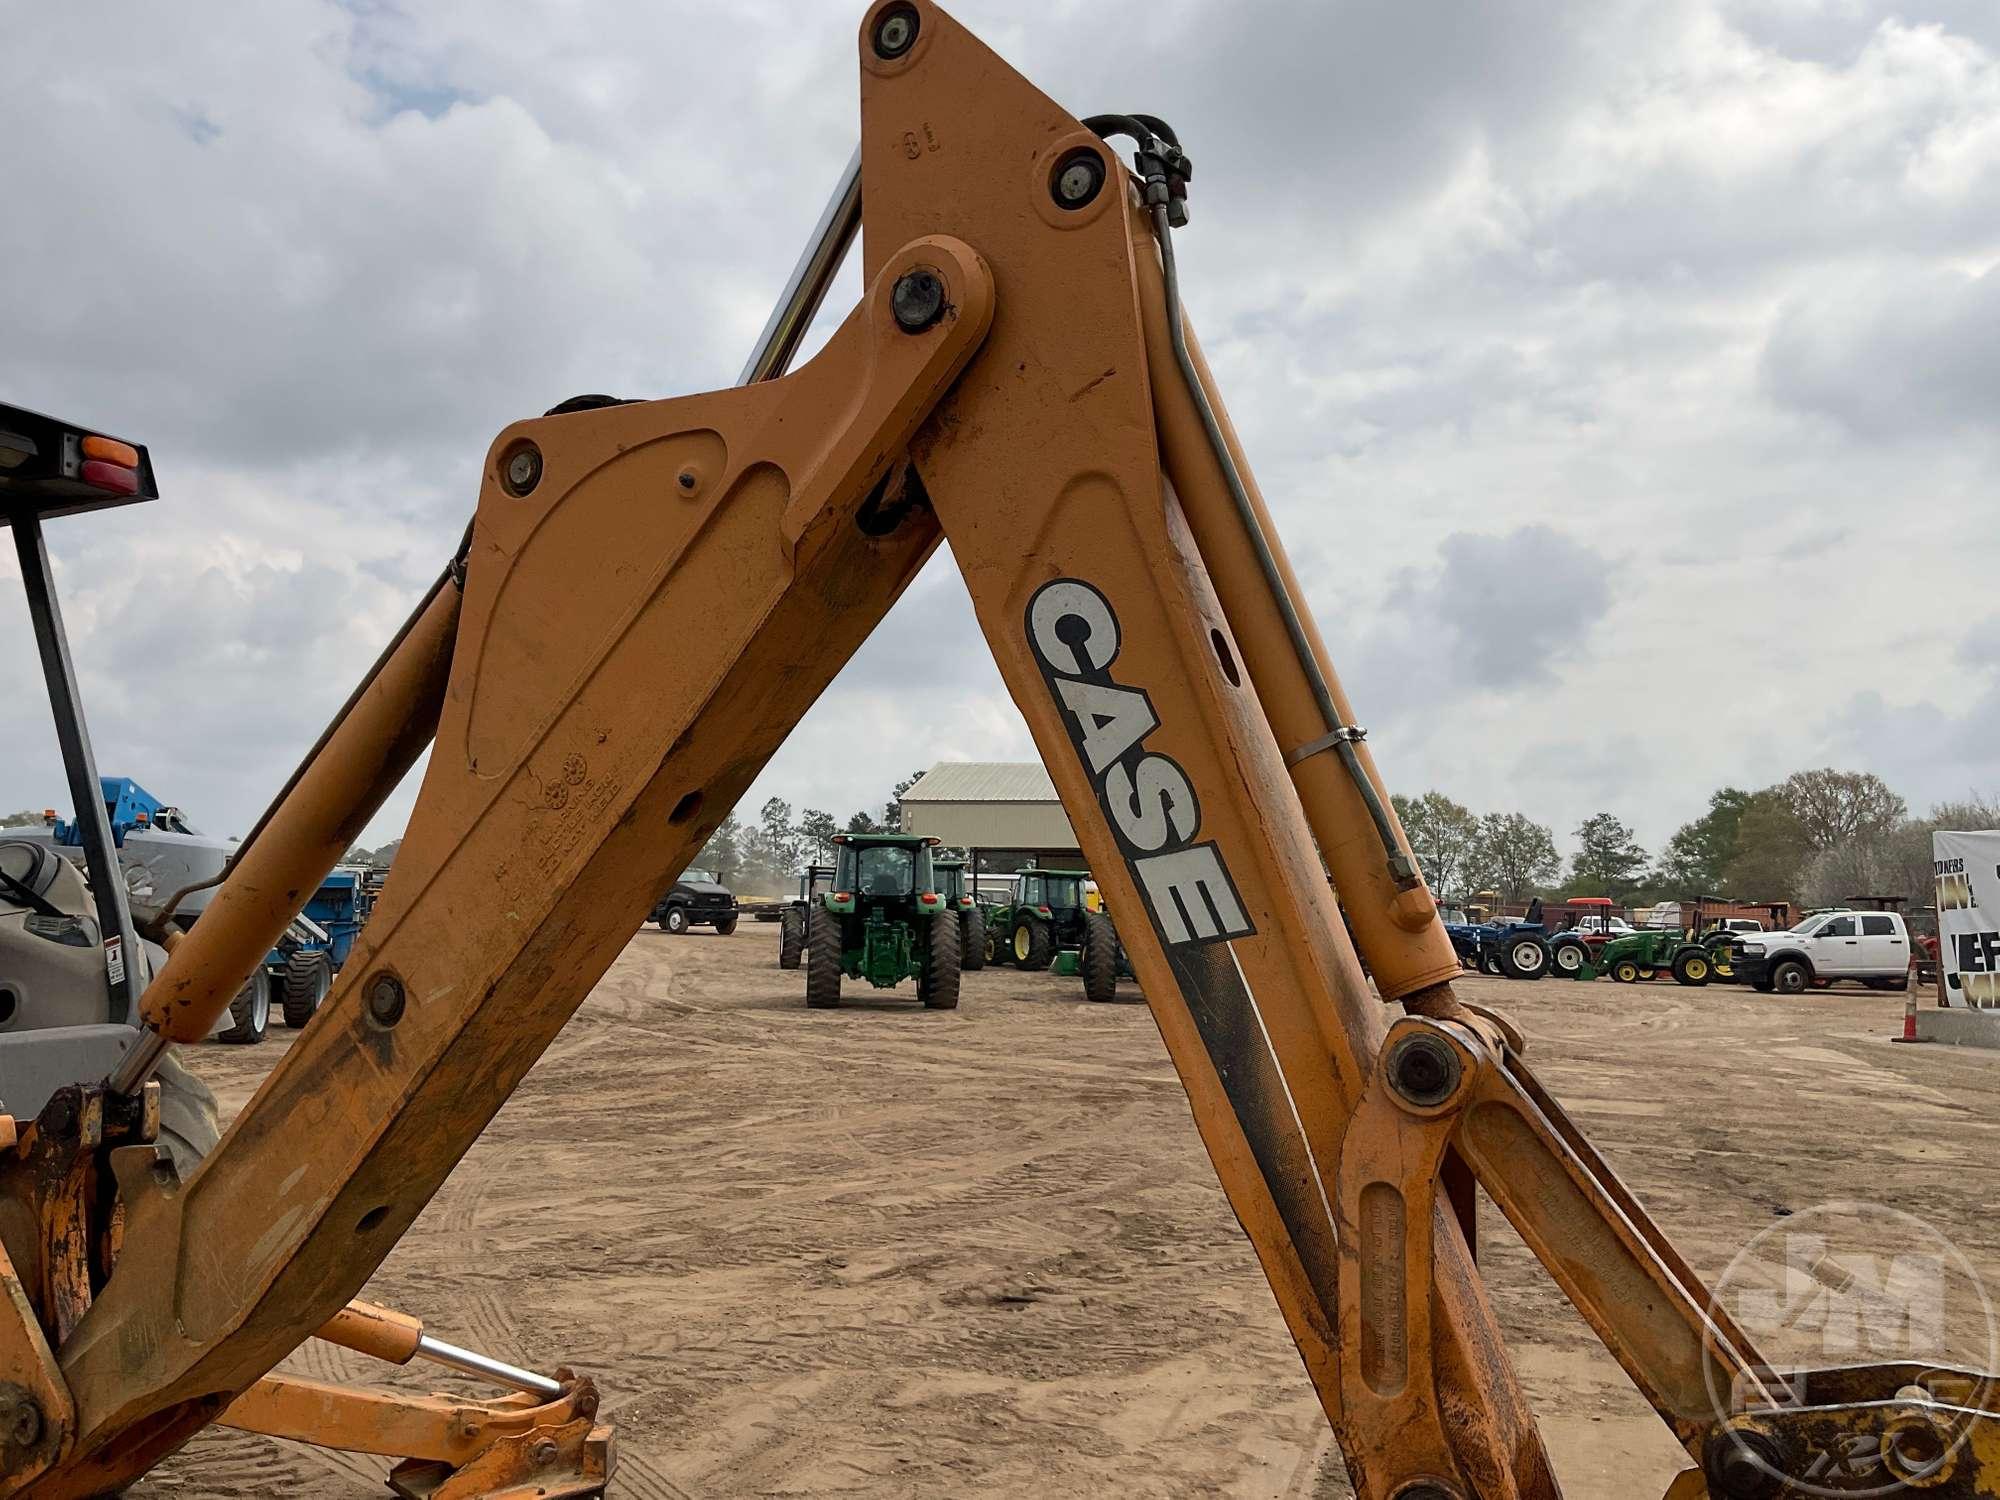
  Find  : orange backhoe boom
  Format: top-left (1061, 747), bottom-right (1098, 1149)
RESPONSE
top-left (3, 5), bottom-right (1994, 1499)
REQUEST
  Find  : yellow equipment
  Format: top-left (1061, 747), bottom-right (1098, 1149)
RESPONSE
top-left (2, 6), bottom-right (1994, 1497)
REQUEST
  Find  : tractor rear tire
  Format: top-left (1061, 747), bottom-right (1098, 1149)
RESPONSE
top-left (920, 911), bottom-right (961, 1009)
top-left (1013, 917), bottom-right (1054, 971)
top-left (1501, 935), bottom-right (1551, 981)
top-left (959, 908), bottom-right (985, 971)
top-left (217, 971), bottom-right (272, 1045)
top-left (282, 950), bottom-right (333, 1028)
top-left (1670, 947), bottom-right (1711, 987)
top-left (805, 907), bottom-right (843, 1008)
top-left (1771, 960), bottom-right (1810, 996)
top-left (1081, 911), bottom-right (1120, 1004)
top-left (154, 1048), bottom-right (221, 1183)
top-left (778, 910), bottom-right (805, 970)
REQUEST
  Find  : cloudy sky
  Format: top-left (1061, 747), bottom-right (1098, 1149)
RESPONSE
top-left (3, 0), bottom-right (1996, 864)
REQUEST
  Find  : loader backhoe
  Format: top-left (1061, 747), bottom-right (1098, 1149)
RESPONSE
top-left (2, 4), bottom-right (1995, 1496)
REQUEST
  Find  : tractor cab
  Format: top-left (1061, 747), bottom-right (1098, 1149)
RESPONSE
top-left (931, 857), bottom-right (976, 911)
top-left (1, 404), bottom-right (168, 1117)
top-left (798, 864), bottom-right (835, 903)
top-left (833, 835), bottom-right (937, 902)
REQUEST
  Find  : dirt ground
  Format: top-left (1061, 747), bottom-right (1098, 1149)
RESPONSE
top-left (134, 930), bottom-right (2000, 1499)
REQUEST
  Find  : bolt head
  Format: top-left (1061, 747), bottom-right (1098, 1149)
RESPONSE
top-left (1050, 148), bottom-right (1106, 210)
top-left (891, 270), bottom-right (946, 332)
top-left (3, 1399), bottom-right (41, 1448)
top-left (530, 1438), bottom-right (561, 1465)
top-left (502, 443), bottom-right (542, 496)
top-left (873, 5), bottom-right (918, 59)
top-left (1386, 1032), bottom-right (1462, 1108)
top-left (367, 973), bottom-right (406, 1027)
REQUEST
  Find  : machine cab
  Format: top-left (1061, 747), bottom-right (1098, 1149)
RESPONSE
top-left (932, 857), bottom-right (974, 910)
top-left (831, 835), bottom-right (938, 902)
top-left (1015, 870), bottom-right (1083, 914)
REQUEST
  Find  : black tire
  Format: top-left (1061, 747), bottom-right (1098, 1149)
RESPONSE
top-left (713, 915), bottom-right (738, 936)
top-left (1081, 910), bottom-right (1120, 1003)
top-left (1501, 935), bottom-right (1550, 981)
top-left (1870, 971), bottom-right (1911, 992)
top-left (282, 950), bottom-right (332, 1028)
top-left (1771, 959), bottom-right (1810, 995)
top-left (1012, 917), bottom-right (1054, 971)
top-left (1670, 947), bottom-right (1711, 987)
top-left (217, 971), bottom-right (271, 1045)
top-left (778, 910), bottom-right (805, 970)
top-left (959, 908), bottom-right (985, 971)
top-left (660, 906), bottom-right (690, 935)
top-left (805, 906), bottom-right (843, 1008)
top-left (1478, 948), bottom-right (1503, 977)
top-left (153, 1048), bottom-right (220, 1182)
top-left (1551, 941), bottom-right (1585, 977)
top-left (919, 911), bottom-right (961, 1009)
top-left (1752, 979), bottom-right (1775, 993)
top-left (1611, 959), bottom-right (1641, 984)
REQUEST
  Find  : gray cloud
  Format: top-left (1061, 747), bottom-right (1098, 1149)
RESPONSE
top-left (4, 0), bottom-right (1997, 864)
top-left (1762, 261), bottom-right (2000, 440)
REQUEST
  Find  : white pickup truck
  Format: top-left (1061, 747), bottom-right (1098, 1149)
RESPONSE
top-left (1730, 909), bottom-right (1911, 994)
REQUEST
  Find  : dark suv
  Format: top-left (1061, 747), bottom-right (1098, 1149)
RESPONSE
top-left (652, 868), bottom-right (739, 935)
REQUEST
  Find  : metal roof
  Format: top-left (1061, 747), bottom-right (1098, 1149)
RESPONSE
top-left (899, 762), bottom-right (1056, 803)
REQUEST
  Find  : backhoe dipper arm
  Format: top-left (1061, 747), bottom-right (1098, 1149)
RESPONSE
top-left (13, 5), bottom-right (1997, 1499)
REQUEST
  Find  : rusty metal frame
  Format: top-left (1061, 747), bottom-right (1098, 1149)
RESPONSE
top-left (2, 4), bottom-right (1992, 1498)
top-left (220, 1374), bottom-right (610, 1498)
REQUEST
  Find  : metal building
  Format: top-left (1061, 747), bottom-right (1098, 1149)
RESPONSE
top-left (896, 762), bottom-right (1082, 888)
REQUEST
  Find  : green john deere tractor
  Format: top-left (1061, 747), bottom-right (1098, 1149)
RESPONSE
top-left (777, 863), bottom-right (834, 970)
top-left (804, 834), bottom-right (960, 1009)
top-left (932, 857), bottom-right (985, 971)
top-left (1597, 927), bottom-right (1713, 987)
top-left (983, 868), bottom-right (1090, 970)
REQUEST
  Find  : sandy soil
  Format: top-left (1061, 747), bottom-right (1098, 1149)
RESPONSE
top-left (130, 931), bottom-right (2000, 1499)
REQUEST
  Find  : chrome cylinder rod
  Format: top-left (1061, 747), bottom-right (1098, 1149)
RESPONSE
top-left (737, 146), bottom-right (862, 385)
top-left (415, 1333), bottom-right (563, 1399)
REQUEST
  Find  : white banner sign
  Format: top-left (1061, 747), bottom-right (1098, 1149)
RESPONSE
top-left (1935, 829), bottom-right (2000, 1009)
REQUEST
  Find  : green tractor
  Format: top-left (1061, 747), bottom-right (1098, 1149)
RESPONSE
top-left (932, 857), bottom-right (986, 971)
top-left (777, 863), bottom-right (834, 970)
top-left (1597, 927), bottom-right (1714, 987)
top-left (804, 833), bottom-right (960, 1009)
top-left (983, 868), bottom-right (1090, 970)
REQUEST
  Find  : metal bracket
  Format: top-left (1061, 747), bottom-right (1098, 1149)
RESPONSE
top-left (1283, 723), bottom-right (1367, 768)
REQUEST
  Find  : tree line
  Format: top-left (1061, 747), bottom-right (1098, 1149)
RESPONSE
top-left (1395, 771), bottom-right (1999, 912)
top-left (690, 769), bottom-right (929, 894)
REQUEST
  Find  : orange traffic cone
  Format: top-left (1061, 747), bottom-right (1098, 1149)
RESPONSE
top-left (1894, 981), bottom-right (1925, 1044)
